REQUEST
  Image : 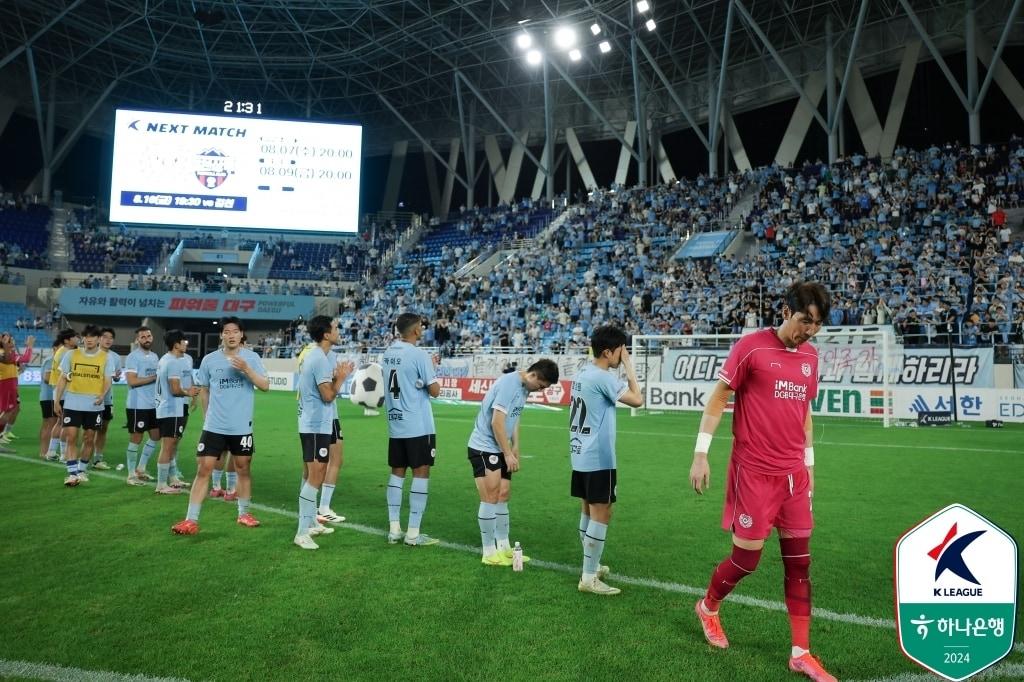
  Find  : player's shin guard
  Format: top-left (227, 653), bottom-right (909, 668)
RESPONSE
top-left (386, 474), bottom-right (404, 524)
top-left (705, 544), bottom-right (763, 611)
top-left (780, 537), bottom-right (812, 651)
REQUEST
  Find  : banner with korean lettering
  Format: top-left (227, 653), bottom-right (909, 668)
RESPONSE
top-left (58, 289), bottom-right (314, 321)
top-left (660, 347), bottom-right (995, 387)
top-left (435, 377), bottom-right (572, 406)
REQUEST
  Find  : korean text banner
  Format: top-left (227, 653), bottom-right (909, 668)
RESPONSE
top-left (58, 289), bottom-right (314, 321)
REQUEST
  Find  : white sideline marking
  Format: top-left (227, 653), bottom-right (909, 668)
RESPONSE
top-left (0, 659), bottom-right (192, 682)
top-left (4, 452), bottom-right (1022, 646)
top-left (853, 662), bottom-right (1024, 681)
top-left (433, 417), bottom-right (1023, 454)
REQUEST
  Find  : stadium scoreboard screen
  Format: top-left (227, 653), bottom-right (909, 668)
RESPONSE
top-left (108, 108), bottom-right (362, 233)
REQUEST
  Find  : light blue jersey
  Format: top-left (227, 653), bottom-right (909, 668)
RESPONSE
top-left (39, 357), bottom-right (54, 401)
top-left (196, 349), bottom-right (266, 435)
top-left (468, 372), bottom-right (527, 453)
top-left (179, 354), bottom-right (195, 391)
top-left (104, 353), bottom-right (123, 406)
top-left (125, 348), bottom-right (159, 409)
top-left (381, 340), bottom-right (436, 438)
top-left (155, 352), bottom-right (185, 419)
top-left (58, 349), bottom-right (117, 413)
top-left (568, 363), bottom-right (627, 472)
top-left (297, 346), bottom-right (335, 435)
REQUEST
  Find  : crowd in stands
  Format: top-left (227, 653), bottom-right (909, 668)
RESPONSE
top-left (0, 199), bottom-right (49, 269)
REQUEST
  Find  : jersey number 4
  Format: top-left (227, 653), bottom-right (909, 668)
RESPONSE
top-left (387, 370), bottom-right (401, 400)
top-left (568, 397), bottom-right (591, 435)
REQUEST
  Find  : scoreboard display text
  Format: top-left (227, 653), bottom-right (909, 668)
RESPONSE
top-left (108, 109), bottom-right (362, 233)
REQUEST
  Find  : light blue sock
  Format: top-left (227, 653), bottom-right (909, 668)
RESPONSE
top-left (320, 483), bottom-right (336, 512)
top-left (139, 440), bottom-right (157, 471)
top-left (478, 502), bottom-right (497, 554)
top-left (157, 462), bottom-right (170, 487)
top-left (407, 478), bottom-right (430, 532)
top-left (298, 483), bottom-right (318, 536)
top-left (583, 520), bottom-right (608, 576)
top-left (65, 460), bottom-right (79, 476)
top-left (169, 457), bottom-right (179, 479)
top-left (386, 474), bottom-right (404, 523)
top-left (186, 503), bottom-right (201, 522)
top-left (48, 437), bottom-right (60, 454)
top-left (237, 498), bottom-right (250, 517)
top-left (226, 471), bottom-right (238, 491)
top-left (211, 469), bottom-right (223, 489)
top-left (494, 501), bottom-right (510, 546)
top-left (579, 513), bottom-right (591, 546)
top-left (94, 450), bottom-right (103, 463)
top-left (77, 459), bottom-right (89, 474)
top-left (125, 442), bottom-right (139, 473)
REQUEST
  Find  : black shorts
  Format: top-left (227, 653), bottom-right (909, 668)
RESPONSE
top-left (158, 415), bottom-right (188, 439)
top-left (571, 469), bottom-right (617, 504)
top-left (300, 432), bottom-right (335, 463)
top-left (388, 434), bottom-right (436, 469)
top-left (333, 419), bottom-right (344, 441)
top-left (40, 400), bottom-right (55, 419)
top-left (102, 405), bottom-right (114, 422)
top-left (198, 430), bottom-right (254, 458)
top-left (468, 447), bottom-right (511, 480)
top-left (61, 409), bottom-right (104, 431)
top-left (126, 408), bottom-right (159, 433)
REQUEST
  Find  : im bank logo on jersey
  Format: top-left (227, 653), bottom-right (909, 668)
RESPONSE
top-left (895, 503), bottom-right (1017, 681)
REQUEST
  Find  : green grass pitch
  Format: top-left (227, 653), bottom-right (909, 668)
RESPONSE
top-left (1, 387), bottom-right (1021, 681)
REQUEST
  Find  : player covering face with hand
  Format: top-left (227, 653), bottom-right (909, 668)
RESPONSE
top-left (690, 281), bottom-right (837, 682)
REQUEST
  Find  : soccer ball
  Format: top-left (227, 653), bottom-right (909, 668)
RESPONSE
top-left (350, 362), bottom-right (385, 411)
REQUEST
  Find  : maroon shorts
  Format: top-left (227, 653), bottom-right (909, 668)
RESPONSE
top-left (0, 381), bottom-right (18, 413)
top-left (721, 457), bottom-right (813, 540)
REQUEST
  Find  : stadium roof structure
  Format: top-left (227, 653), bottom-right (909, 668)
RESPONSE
top-left (0, 0), bottom-right (1020, 159)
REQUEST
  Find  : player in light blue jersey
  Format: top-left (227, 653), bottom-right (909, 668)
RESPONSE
top-left (91, 327), bottom-right (122, 470)
top-left (37, 338), bottom-right (60, 461)
top-left (468, 359), bottom-right (559, 566)
top-left (382, 313), bottom-right (441, 546)
top-left (173, 317), bottom-right (269, 536)
top-left (315, 345), bottom-right (349, 525)
top-left (124, 326), bottom-right (161, 486)
top-left (153, 330), bottom-right (199, 494)
top-left (570, 325), bottom-right (643, 596)
top-left (293, 316), bottom-right (353, 550)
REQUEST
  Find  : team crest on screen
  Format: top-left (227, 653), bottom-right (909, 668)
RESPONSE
top-left (195, 148), bottom-right (233, 189)
top-left (739, 514), bottom-right (753, 529)
top-left (801, 362), bottom-right (812, 377)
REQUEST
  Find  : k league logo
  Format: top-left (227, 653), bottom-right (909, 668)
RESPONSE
top-left (895, 503), bottom-right (1018, 681)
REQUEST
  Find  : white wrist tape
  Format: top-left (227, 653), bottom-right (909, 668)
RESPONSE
top-left (804, 447), bottom-right (815, 466)
top-left (695, 432), bottom-right (713, 453)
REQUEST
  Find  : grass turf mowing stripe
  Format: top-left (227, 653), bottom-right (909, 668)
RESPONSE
top-left (852, 662), bottom-right (1024, 681)
top-left (0, 452), bottom-right (896, 631)
top-left (0, 659), bottom-right (192, 682)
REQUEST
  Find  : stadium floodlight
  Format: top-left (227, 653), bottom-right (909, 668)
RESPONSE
top-left (598, 40), bottom-right (611, 53)
top-left (636, 0), bottom-right (651, 13)
top-left (568, 48), bottom-right (582, 62)
top-left (515, 32), bottom-right (532, 50)
top-left (525, 49), bottom-right (543, 66)
top-left (645, 18), bottom-right (656, 31)
top-left (590, 23), bottom-right (602, 36)
top-left (553, 26), bottom-right (577, 50)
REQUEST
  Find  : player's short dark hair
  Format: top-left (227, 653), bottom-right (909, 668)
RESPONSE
top-left (164, 329), bottom-right (187, 348)
top-left (82, 325), bottom-right (101, 338)
top-left (219, 316), bottom-right (244, 332)
top-left (100, 327), bottom-right (115, 338)
top-left (308, 315), bottom-right (335, 343)
top-left (527, 359), bottom-right (560, 384)
top-left (395, 312), bottom-right (422, 336)
top-left (56, 328), bottom-right (77, 344)
top-left (591, 325), bottom-right (629, 357)
top-left (135, 326), bottom-right (151, 335)
top-left (784, 282), bottom-right (831, 323)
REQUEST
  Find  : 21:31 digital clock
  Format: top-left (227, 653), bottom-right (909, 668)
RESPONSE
top-left (223, 101), bottom-right (262, 115)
